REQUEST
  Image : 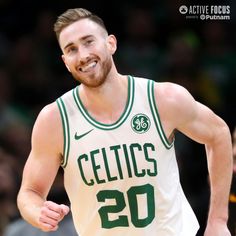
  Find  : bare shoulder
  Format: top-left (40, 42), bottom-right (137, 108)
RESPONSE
top-left (154, 82), bottom-right (197, 126)
top-left (32, 101), bottom-right (63, 156)
top-left (33, 102), bottom-right (61, 132)
top-left (36, 101), bottom-right (61, 122)
top-left (154, 82), bottom-right (195, 108)
top-left (152, 81), bottom-right (205, 139)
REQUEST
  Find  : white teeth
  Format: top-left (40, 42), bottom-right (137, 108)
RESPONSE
top-left (81, 61), bottom-right (97, 72)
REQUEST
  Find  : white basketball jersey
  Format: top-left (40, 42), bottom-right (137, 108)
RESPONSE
top-left (56, 76), bottom-right (199, 236)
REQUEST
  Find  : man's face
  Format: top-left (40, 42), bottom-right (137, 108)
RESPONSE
top-left (59, 19), bottom-right (116, 87)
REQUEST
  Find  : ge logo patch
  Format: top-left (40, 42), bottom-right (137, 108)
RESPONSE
top-left (131, 114), bottom-right (151, 134)
top-left (179, 5), bottom-right (188, 14)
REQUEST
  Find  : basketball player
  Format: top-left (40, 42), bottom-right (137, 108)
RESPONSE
top-left (17, 8), bottom-right (233, 236)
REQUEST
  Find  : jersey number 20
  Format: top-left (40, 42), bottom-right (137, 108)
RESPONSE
top-left (96, 184), bottom-right (155, 228)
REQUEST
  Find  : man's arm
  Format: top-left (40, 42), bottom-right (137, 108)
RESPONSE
top-left (155, 82), bottom-right (233, 236)
top-left (17, 103), bottom-right (69, 232)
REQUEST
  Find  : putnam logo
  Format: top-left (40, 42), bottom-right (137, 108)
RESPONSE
top-left (131, 114), bottom-right (151, 134)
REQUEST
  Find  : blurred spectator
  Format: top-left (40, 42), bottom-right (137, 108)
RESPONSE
top-left (0, 67), bottom-right (32, 170)
top-left (200, 21), bottom-right (236, 118)
top-left (7, 35), bottom-right (52, 113)
top-left (159, 31), bottom-right (200, 87)
top-left (0, 33), bottom-right (11, 65)
top-left (0, 148), bottom-right (19, 235)
top-left (0, 118), bottom-right (31, 170)
top-left (115, 7), bottom-right (162, 79)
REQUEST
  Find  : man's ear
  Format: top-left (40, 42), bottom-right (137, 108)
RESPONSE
top-left (62, 55), bottom-right (71, 72)
top-left (107, 34), bottom-right (117, 55)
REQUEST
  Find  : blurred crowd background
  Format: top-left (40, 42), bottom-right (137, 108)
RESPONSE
top-left (0, 0), bottom-right (235, 235)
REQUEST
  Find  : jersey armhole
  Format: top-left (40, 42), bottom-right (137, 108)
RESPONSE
top-left (147, 80), bottom-right (174, 149)
top-left (56, 97), bottom-right (70, 168)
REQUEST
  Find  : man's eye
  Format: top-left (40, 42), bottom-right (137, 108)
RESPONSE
top-left (85, 40), bottom-right (93, 45)
top-left (67, 47), bottom-right (77, 53)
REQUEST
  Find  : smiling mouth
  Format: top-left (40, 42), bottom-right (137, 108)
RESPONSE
top-left (79, 61), bottom-right (97, 73)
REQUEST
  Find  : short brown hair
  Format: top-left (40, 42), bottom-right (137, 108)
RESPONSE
top-left (54, 8), bottom-right (107, 41)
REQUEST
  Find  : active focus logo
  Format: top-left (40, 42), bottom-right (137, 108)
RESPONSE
top-left (179, 5), bottom-right (230, 20)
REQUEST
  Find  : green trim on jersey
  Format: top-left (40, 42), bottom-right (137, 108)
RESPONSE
top-left (147, 80), bottom-right (174, 149)
top-left (56, 98), bottom-right (70, 168)
top-left (73, 75), bottom-right (135, 130)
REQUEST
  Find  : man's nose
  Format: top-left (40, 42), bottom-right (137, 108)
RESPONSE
top-left (78, 46), bottom-right (89, 62)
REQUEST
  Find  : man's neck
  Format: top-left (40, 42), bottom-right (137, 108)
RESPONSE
top-left (78, 74), bottom-right (128, 124)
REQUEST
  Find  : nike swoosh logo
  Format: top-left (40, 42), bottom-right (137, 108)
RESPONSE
top-left (74, 129), bottom-right (94, 140)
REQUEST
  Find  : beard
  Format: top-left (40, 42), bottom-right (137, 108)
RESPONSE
top-left (71, 55), bottom-right (113, 88)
